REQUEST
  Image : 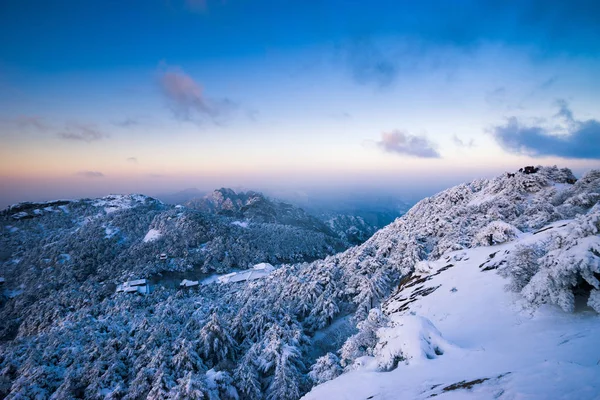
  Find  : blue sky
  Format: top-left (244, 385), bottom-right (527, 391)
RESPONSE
top-left (1, 0), bottom-right (600, 207)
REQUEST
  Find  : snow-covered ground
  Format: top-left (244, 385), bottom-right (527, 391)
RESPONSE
top-left (231, 220), bottom-right (250, 228)
top-left (304, 224), bottom-right (600, 399)
top-left (143, 228), bottom-right (162, 242)
top-left (92, 194), bottom-right (150, 214)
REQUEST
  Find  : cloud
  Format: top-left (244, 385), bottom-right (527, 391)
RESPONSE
top-left (76, 171), bottom-right (105, 178)
top-left (158, 65), bottom-right (236, 124)
top-left (126, 157), bottom-right (138, 164)
top-left (14, 116), bottom-right (50, 131)
top-left (491, 101), bottom-right (600, 159)
top-left (344, 38), bottom-right (398, 88)
top-left (554, 99), bottom-right (574, 123)
top-left (113, 118), bottom-right (139, 128)
top-left (59, 123), bottom-right (108, 142)
top-left (452, 134), bottom-right (476, 148)
top-left (377, 130), bottom-right (441, 158)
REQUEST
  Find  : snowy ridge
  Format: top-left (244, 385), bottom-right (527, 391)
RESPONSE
top-left (92, 194), bottom-right (159, 214)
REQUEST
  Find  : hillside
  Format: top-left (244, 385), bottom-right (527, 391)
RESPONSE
top-left (0, 192), bottom-right (354, 341)
top-left (0, 166), bottom-right (599, 399)
top-left (185, 188), bottom-right (388, 245)
top-left (304, 216), bottom-right (600, 399)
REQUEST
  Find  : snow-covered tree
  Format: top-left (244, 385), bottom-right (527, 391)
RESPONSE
top-left (233, 343), bottom-right (262, 400)
top-left (521, 207), bottom-right (600, 313)
top-left (499, 242), bottom-right (546, 292)
top-left (172, 338), bottom-right (207, 376)
top-left (198, 312), bottom-right (237, 367)
top-left (340, 308), bottom-right (388, 368)
top-left (474, 220), bottom-right (520, 246)
top-left (308, 353), bottom-right (342, 385)
top-left (265, 343), bottom-right (305, 400)
top-left (171, 372), bottom-right (207, 400)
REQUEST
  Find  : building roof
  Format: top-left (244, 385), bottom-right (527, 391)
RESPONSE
top-left (180, 279), bottom-right (199, 287)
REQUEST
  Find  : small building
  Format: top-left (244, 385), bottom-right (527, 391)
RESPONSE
top-left (217, 272), bottom-right (238, 284)
top-left (116, 279), bottom-right (149, 294)
top-left (159, 253), bottom-right (168, 261)
top-left (252, 262), bottom-right (274, 272)
top-left (217, 263), bottom-right (275, 284)
top-left (180, 279), bottom-right (199, 288)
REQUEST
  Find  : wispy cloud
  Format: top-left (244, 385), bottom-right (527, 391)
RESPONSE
top-left (377, 130), bottom-right (441, 158)
top-left (14, 115), bottom-right (51, 131)
top-left (126, 157), bottom-right (138, 164)
top-left (76, 171), bottom-right (104, 178)
top-left (113, 118), bottom-right (139, 128)
top-left (158, 64), bottom-right (236, 125)
top-left (491, 100), bottom-right (600, 159)
top-left (5, 116), bottom-right (109, 143)
top-left (452, 134), bottom-right (476, 148)
top-left (59, 123), bottom-right (108, 142)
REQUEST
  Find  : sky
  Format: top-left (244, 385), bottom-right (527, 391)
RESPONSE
top-left (1, 0), bottom-right (600, 208)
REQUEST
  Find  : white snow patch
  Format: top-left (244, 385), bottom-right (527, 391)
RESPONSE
top-left (231, 220), bottom-right (249, 228)
top-left (104, 225), bottom-right (120, 239)
top-left (12, 211), bottom-right (29, 220)
top-left (369, 315), bottom-right (457, 371)
top-left (143, 228), bottom-right (162, 243)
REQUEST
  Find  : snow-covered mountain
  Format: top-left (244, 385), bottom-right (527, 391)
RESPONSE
top-left (185, 188), bottom-right (335, 232)
top-left (0, 166), bottom-right (599, 399)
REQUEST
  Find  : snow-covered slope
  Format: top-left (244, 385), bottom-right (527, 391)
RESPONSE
top-left (304, 211), bottom-right (600, 399)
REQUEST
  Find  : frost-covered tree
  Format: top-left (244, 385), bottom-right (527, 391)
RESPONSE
top-left (171, 372), bottom-right (207, 400)
top-left (474, 220), bottom-right (520, 246)
top-left (499, 242), bottom-right (546, 292)
top-left (340, 308), bottom-right (389, 368)
top-left (233, 344), bottom-right (263, 400)
top-left (266, 343), bottom-right (305, 400)
top-left (521, 208), bottom-right (600, 313)
top-left (172, 338), bottom-right (207, 376)
top-left (198, 312), bottom-right (237, 367)
top-left (205, 369), bottom-right (239, 400)
top-left (308, 353), bottom-right (342, 385)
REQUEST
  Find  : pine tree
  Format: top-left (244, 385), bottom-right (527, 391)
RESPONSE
top-left (198, 312), bottom-right (237, 367)
top-left (233, 344), bottom-right (263, 400)
top-left (308, 353), bottom-right (342, 385)
top-left (171, 372), bottom-right (207, 400)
